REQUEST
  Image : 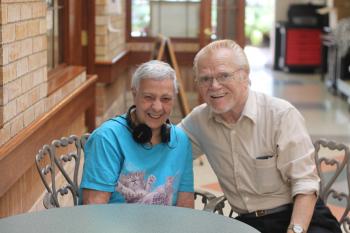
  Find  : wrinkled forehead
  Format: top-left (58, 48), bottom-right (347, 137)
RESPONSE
top-left (135, 76), bottom-right (177, 93)
top-left (196, 49), bottom-right (242, 74)
top-left (137, 78), bottom-right (175, 95)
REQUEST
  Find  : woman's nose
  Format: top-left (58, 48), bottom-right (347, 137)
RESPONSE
top-left (152, 99), bottom-right (162, 111)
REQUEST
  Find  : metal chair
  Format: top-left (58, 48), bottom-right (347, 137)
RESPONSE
top-left (35, 134), bottom-right (90, 208)
top-left (314, 139), bottom-right (350, 232)
top-left (194, 188), bottom-right (218, 210)
top-left (36, 133), bottom-right (216, 209)
top-left (205, 196), bottom-right (236, 216)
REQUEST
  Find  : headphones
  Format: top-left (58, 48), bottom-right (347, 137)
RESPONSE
top-left (126, 105), bottom-right (171, 144)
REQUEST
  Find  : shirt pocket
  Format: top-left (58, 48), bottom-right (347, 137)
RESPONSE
top-left (253, 155), bottom-right (282, 194)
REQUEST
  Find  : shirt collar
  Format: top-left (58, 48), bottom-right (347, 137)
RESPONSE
top-left (241, 90), bottom-right (257, 124)
top-left (207, 90), bottom-right (257, 125)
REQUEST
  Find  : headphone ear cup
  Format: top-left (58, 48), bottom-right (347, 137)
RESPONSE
top-left (161, 124), bottom-right (171, 143)
top-left (133, 123), bottom-right (152, 144)
top-left (126, 105), bottom-right (136, 129)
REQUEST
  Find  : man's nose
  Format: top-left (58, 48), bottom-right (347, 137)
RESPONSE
top-left (209, 78), bottom-right (221, 88)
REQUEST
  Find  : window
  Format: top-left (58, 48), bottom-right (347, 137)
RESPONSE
top-left (131, 0), bottom-right (150, 37)
top-left (46, 0), bottom-right (64, 71)
top-left (211, 0), bottom-right (217, 40)
top-left (129, 0), bottom-right (201, 40)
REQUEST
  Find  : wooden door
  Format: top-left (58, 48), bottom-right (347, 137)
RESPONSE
top-left (199, 0), bottom-right (212, 48)
top-left (209, 0), bottom-right (245, 47)
top-left (80, 0), bottom-right (95, 74)
top-left (63, 0), bottom-right (95, 74)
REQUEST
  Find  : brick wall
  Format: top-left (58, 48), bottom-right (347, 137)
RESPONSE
top-left (28, 114), bottom-right (86, 212)
top-left (46, 72), bottom-right (87, 111)
top-left (0, 1), bottom-right (90, 217)
top-left (0, 0), bottom-right (47, 147)
top-left (96, 72), bottom-right (128, 125)
top-left (95, 0), bottom-right (126, 61)
top-left (0, 113), bottom-right (86, 217)
top-left (94, 0), bottom-right (129, 124)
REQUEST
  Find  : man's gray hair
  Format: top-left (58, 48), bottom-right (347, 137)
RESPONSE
top-left (193, 39), bottom-right (250, 76)
top-left (131, 60), bottom-right (178, 93)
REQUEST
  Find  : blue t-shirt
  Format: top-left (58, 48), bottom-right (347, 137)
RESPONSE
top-left (80, 115), bottom-right (194, 205)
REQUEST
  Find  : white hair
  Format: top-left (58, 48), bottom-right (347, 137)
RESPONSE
top-left (193, 39), bottom-right (250, 77)
top-left (131, 60), bottom-right (178, 93)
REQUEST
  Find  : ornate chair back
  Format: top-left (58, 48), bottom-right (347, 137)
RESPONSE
top-left (202, 195), bottom-right (234, 216)
top-left (314, 139), bottom-right (350, 232)
top-left (35, 133), bottom-right (91, 208)
top-left (194, 189), bottom-right (217, 210)
top-left (36, 133), bottom-right (219, 210)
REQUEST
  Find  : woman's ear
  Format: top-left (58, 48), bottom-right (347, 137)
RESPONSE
top-left (131, 87), bottom-right (137, 99)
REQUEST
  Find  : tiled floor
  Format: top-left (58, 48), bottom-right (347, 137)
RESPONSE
top-left (193, 46), bottom-right (350, 223)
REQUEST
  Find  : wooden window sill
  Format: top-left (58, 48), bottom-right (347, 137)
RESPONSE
top-left (95, 50), bottom-right (129, 84)
top-left (47, 65), bottom-right (86, 96)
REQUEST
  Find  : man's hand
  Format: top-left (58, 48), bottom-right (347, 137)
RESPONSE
top-left (287, 193), bottom-right (317, 233)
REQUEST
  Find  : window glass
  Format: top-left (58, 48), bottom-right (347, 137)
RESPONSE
top-left (46, 0), bottom-right (63, 70)
top-left (211, 0), bottom-right (217, 40)
top-left (131, 0), bottom-right (201, 38)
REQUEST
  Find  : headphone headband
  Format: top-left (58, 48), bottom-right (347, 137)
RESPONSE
top-left (126, 105), bottom-right (171, 144)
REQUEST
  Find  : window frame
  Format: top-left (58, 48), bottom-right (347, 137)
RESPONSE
top-left (126, 0), bottom-right (200, 43)
top-left (46, 0), bottom-right (66, 72)
top-left (46, 0), bottom-right (95, 92)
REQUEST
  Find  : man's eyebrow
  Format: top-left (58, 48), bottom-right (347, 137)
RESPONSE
top-left (141, 92), bottom-right (154, 96)
top-left (198, 74), bottom-right (211, 78)
top-left (217, 71), bottom-right (230, 75)
top-left (161, 95), bottom-right (173, 99)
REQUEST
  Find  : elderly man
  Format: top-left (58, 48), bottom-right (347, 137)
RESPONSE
top-left (81, 60), bottom-right (194, 207)
top-left (179, 40), bottom-right (341, 233)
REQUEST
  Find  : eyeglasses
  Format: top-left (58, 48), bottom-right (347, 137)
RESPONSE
top-left (196, 69), bottom-right (244, 87)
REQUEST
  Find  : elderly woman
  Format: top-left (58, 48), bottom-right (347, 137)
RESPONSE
top-left (81, 60), bottom-right (194, 208)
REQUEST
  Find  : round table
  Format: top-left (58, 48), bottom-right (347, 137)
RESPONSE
top-left (0, 204), bottom-right (260, 233)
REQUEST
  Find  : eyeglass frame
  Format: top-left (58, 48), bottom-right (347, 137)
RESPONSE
top-left (195, 68), bottom-right (246, 87)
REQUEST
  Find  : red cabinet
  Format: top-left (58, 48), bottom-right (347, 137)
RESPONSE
top-left (285, 28), bottom-right (322, 66)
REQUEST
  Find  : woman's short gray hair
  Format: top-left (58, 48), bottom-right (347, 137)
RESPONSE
top-left (131, 60), bottom-right (178, 93)
top-left (193, 39), bottom-right (250, 75)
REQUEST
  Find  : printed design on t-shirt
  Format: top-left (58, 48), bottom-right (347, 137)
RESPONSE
top-left (116, 171), bottom-right (174, 205)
